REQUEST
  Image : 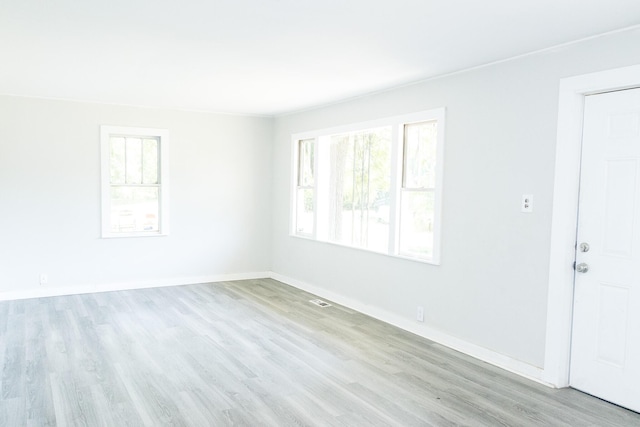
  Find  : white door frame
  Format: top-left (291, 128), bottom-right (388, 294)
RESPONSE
top-left (544, 63), bottom-right (640, 387)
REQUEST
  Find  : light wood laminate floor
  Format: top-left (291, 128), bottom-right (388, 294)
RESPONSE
top-left (1, 278), bottom-right (639, 426)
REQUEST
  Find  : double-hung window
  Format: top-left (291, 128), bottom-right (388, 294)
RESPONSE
top-left (399, 121), bottom-right (439, 258)
top-left (295, 139), bottom-right (315, 236)
top-left (100, 126), bottom-right (169, 238)
top-left (291, 109), bottom-right (444, 263)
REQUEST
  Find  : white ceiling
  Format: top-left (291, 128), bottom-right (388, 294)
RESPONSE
top-left (1, 1), bottom-right (639, 116)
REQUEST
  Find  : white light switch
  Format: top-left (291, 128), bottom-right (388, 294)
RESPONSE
top-left (521, 194), bottom-right (533, 213)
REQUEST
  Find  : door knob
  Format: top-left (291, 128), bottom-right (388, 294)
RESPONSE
top-left (579, 242), bottom-right (590, 252)
top-left (576, 263), bottom-right (589, 273)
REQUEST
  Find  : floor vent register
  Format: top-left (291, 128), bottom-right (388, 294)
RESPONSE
top-left (309, 299), bottom-right (332, 307)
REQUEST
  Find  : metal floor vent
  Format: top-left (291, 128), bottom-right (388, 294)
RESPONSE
top-left (309, 299), bottom-right (332, 307)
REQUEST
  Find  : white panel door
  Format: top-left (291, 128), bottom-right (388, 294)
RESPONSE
top-left (571, 88), bottom-right (640, 412)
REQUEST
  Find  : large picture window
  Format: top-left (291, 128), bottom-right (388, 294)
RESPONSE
top-left (291, 109), bottom-right (444, 263)
top-left (101, 126), bottom-right (169, 238)
top-left (326, 127), bottom-right (391, 253)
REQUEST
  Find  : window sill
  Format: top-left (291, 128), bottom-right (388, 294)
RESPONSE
top-left (289, 233), bottom-right (440, 266)
top-left (101, 232), bottom-right (169, 239)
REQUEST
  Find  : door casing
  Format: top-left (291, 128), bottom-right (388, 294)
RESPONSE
top-left (545, 64), bottom-right (640, 387)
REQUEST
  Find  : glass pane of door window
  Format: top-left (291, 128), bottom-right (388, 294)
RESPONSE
top-left (399, 190), bottom-right (434, 259)
top-left (404, 121), bottom-right (438, 189)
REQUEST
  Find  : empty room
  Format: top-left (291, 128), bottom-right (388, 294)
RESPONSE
top-left (2, 0), bottom-right (640, 425)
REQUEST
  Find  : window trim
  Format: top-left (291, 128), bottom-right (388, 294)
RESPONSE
top-left (290, 108), bottom-right (445, 264)
top-left (100, 125), bottom-right (170, 238)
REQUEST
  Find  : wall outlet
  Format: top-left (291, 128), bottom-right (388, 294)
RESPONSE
top-left (416, 306), bottom-right (424, 322)
top-left (39, 273), bottom-right (48, 285)
top-left (521, 194), bottom-right (533, 213)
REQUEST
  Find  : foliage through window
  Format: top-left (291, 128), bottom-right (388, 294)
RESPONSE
top-left (296, 139), bottom-right (314, 235)
top-left (291, 109), bottom-right (444, 263)
top-left (327, 127), bottom-right (391, 253)
top-left (101, 126), bottom-right (169, 237)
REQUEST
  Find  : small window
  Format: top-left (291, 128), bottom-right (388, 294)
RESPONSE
top-left (295, 138), bottom-right (315, 235)
top-left (399, 121), bottom-right (438, 259)
top-left (291, 109), bottom-right (444, 264)
top-left (101, 126), bottom-right (169, 238)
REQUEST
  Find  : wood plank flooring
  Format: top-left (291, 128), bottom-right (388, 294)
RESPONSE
top-left (1, 278), bottom-right (639, 426)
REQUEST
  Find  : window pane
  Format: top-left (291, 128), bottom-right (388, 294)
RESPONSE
top-left (110, 186), bottom-right (159, 233)
top-left (327, 127), bottom-right (391, 252)
top-left (399, 190), bottom-right (434, 259)
top-left (142, 138), bottom-right (159, 184)
top-left (298, 139), bottom-right (314, 186)
top-left (110, 137), bottom-right (126, 184)
top-left (404, 121), bottom-right (437, 188)
top-left (125, 138), bottom-right (143, 184)
top-left (296, 188), bottom-right (314, 235)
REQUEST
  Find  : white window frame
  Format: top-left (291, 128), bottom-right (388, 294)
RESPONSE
top-left (100, 125), bottom-right (170, 238)
top-left (290, 108), bottom-right (445, 264)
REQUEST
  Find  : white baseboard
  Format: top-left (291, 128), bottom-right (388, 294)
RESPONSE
top-left (0, 271), bottom-right (270, 302)
top-left (268, 271), bottom-right (551, 387)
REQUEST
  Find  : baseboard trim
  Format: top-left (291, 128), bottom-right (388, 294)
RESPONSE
top-left (0, 271), bottom-right (270, 302)
top-left (268, 271), bottom-right (551, 387)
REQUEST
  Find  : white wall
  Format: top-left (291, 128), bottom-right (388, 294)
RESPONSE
top-left (270, 28), bottom-right (640, 370)
top-left (0, 97), bottom-right (273, 296)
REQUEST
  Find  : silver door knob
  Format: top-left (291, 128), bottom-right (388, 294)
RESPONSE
top-left (579, 242), bottom-right (590, 252)
top-left (576, 263), bottom-right (589, 273)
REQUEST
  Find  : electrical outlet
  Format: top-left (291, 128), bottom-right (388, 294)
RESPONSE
top-left (521, 194), bottom-right (533, 213)
top-left (416, 306), bottom-right (424, 322)
top-left (39, 274), bottom-right (48, 285)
